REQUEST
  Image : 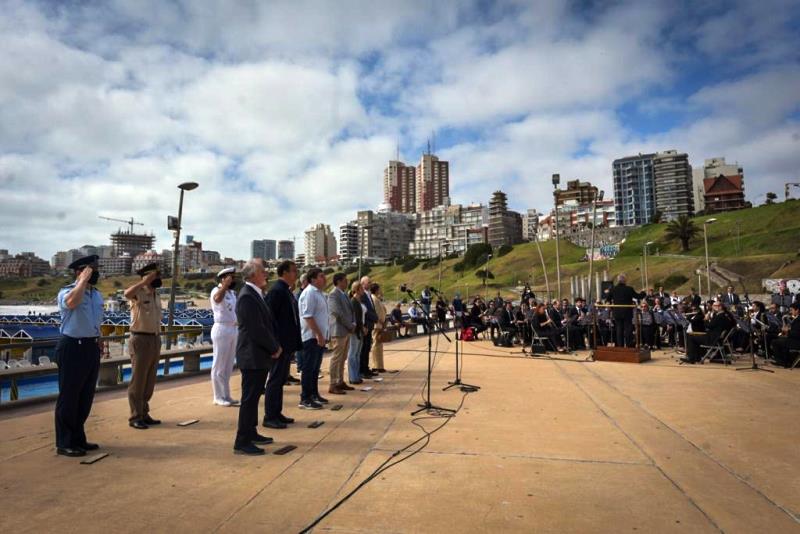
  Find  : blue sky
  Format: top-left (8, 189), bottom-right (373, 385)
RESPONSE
top-left (0, 0), bottom-right (799, 260)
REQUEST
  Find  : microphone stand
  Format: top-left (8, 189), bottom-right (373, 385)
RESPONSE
top-left (403, 288), bottom-right (455, 416)
top-left (737, 314), bottom-right (773, 373)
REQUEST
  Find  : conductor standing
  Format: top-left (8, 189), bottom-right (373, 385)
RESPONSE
top-left (54, 255), bottom-right (104, 457)
top-left (609, 274), bottom-right (638, 347)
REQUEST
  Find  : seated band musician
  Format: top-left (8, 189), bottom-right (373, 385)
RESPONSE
top-left (770, 303), bottom-right (800, 368)
top-left (636, 301), bottom-right (660, 349)
top-left (681, 301), bottom-right (736, 364)
top-left (533, 303), bottom-right (566, 353)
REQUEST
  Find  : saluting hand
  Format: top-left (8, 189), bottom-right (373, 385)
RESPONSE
top-left (78, 267), bottom-right (94, 286)
top-left (143, 271), bottom-right (158, 285)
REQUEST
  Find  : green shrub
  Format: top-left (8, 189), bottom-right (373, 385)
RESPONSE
top-left (463, 243), bottom-right (492, 269)
top-left (661, 274), bottom-right (689, 289)
top-left (475, 269), bottom-right (495, 280)
top-left (323, 267), bottom-right (335, 275)
top-left (453, 262), bottom-right (466, 272)
top-left (497, 244), bottom-right (513, 257)
top-left (401, 258), bottom-right (420, 273)
top-left (36, 278), bottom-right (48, 287)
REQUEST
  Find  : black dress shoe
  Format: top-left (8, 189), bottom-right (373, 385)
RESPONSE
top-left (263, 419), bottom-right (288, 429)
top-left (234, 443), bottom-right (265, 455)
top-left (80, 442), bottom-right (100, 451)
top-left (313, 395), bottom-right (329, 404)
top-left (251, 433), bottom-right (274, 445)
top-left (129, 420), bottom-right (149, 430)
top-left (57, 447), bottom-right (86, 457)
top-left (143, 416), bottom-right (161, 425)
top-left (285, 375), bottom-right (301, 385)
top-left (278, 414), bottom-right (295, 424)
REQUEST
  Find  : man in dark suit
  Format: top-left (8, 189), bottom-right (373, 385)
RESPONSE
top-left (688, 288), bottom-right (702, 308)
top-left (656, 286), bottom-right (670, 309)
top-left (608, 274), bottom-right (638, 347)
top-left (263, 260), bottom-right (302, 429)
top-left (682, 301), bottom-right (735, 364)
top-left (771, 303), bottom-right (800, 367)
top-left (233, 259), bottom-right (281, 455)
top-left (359, 276), bottom-right (378, 379)
top-left (721, 285), bottom-right (741, 308)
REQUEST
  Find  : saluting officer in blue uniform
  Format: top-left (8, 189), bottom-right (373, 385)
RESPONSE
top-left (54, 255), bottom-right (104, 457)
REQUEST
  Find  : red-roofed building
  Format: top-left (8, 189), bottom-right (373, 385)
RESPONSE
top-left (703, 174), bottom-right (746, 214)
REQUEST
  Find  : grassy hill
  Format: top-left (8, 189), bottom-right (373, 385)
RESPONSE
top-left (370, 200), bottom-right (800, 301)
top-left (3, 201), bottom-right (799, 306)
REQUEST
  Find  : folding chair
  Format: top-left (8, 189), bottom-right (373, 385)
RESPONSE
top-left (701, 329), bottom-right (735, 365)
top-left (531, 325), bottom-right (557, 353)
top-left (790, 349), bottom-right (800, 370)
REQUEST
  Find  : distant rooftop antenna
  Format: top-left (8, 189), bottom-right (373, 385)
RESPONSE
top-left (427, 138), bottom-right (431, 155)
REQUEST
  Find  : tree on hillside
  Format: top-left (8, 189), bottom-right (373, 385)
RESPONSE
top-left (765, 192), bottom-right (777, 205)
top-left (651, 210), bottom-right (663, 224)
top-left (663, 215), bottom-right (700, 252)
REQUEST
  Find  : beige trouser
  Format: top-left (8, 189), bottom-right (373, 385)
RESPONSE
top-left (328, 336), bottom-right (349, 387)
top-left (128, 333), bottom-right (161, 421)
top-left (371, 329), bottom-right (385, 370)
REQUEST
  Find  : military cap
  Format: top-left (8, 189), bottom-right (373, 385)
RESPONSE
top-left (67, 255), bottom-right (99, 270)
top-left (135, 262), bottom-right (160, 276)
top-left (216, 267), bottom-right (235, 280)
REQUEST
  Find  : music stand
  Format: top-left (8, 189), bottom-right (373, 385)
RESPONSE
top-left (737, 315), bottom-right (773, 373)
top-left (443, 315), bottom-right (480, 392)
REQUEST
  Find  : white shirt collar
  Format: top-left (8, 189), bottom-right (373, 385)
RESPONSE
top-left (245, 281), bottom-right (264, 296)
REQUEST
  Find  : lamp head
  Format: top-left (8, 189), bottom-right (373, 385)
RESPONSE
top-left (178, 182), bottom-right (199, 191)
top-left (552, 173), bottom-right (560, 186)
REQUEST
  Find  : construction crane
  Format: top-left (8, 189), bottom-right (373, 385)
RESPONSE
top-left (98, 216), bottom-right (145, 234)
top-left (785, 182), bottom-right (800, 201)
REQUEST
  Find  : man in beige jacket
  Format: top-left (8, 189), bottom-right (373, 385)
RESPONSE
top-left (370, 283), bottom-right (387, 373)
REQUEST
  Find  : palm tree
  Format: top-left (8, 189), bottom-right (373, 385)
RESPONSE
top-left (664, 215), bottom-right (700, 252)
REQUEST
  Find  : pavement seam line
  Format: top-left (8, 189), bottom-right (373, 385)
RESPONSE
top-left (368, 447), bottom-right (652, 466)
top-left (581, 363), bottom-right (800, 524)
top-left (552, 361), bottom-right (724, 533)
top-left (212, 340), bottom-right (434, 532)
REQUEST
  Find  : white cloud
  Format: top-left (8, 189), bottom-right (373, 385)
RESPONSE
top-left (0, 0), bottom-right (799, 263)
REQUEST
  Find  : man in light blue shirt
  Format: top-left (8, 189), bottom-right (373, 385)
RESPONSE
top-left (54, 255), bottom-right (105, 457)
top-left (297, 268), bottom-right (329, 409)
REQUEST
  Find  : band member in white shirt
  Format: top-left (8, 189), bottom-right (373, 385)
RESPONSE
top-left (210, 267), bottom-right (239, 406)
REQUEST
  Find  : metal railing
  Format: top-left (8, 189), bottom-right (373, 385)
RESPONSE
top-left (0, 329), bottom-right (208, 405)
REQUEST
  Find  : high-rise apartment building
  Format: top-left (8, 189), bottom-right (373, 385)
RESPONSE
top-left (653, 150), bottom-right (694, 221)
top-left (416, 153), bottom-right (449, 212)
top-left (357, 210), bottom-right (416, 262)
top-left (277, 240), bottom-right (295, 260)
top-left (338, 222), bottom-right (360, 265)
top-left (409, 203), bottom-right (488, 258)
top-left (613, 153), bottom-right (656, 226)
top-left (304, 224), bottom-right (337, 266)
top-left (384, 161), bottom-right (416, 213)
top-left (488, 191), bottom-right (523, 247)
top-left (250, 239), bottom-right (276, 260)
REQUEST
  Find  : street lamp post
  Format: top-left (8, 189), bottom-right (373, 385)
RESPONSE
top-left (166, 181), bottom-right (199, 351)
top-left (643, 240), bottom-right (654, 290)
top-left (552, 174), bottom-right (561, 299)
top-left (483, 252), bottom-right (493, 300)
top-left (703, 218), bottom-right (717, 300)
top-left (533, 232), bottom-right (550, 300)
top-left (438, 241), bottom-right (450, 292)
top-left (587, 190), bottom-right (604, 304)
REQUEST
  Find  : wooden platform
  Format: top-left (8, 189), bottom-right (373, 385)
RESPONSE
top-left (593, 346), bottom-right (651, 363)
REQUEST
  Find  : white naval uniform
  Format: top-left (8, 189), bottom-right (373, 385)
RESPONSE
top-left (210, 286), bottom-right (238, 403)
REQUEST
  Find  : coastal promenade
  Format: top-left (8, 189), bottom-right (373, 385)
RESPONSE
top-left (1, 336), bottom-right (799, 533)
